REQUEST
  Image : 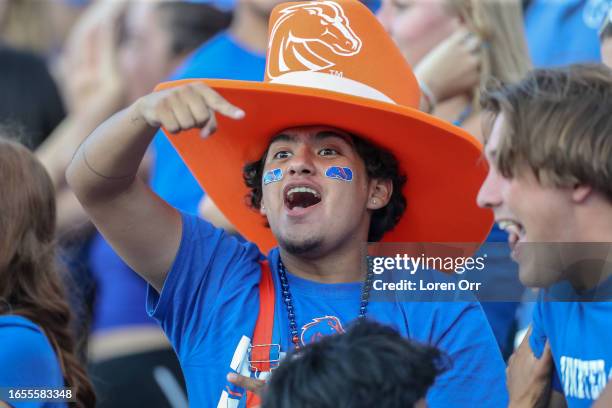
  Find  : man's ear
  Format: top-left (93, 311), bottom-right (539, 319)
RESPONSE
top-left (367, 179), bottom-right (393, 210)
top-left (572, 184), bottom-right (592, 203)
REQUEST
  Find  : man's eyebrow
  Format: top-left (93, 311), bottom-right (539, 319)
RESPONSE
top-left (268, 133), bottom-right (297, 145)
top-left (268, 130), bottom-right (353, 145)
top-left (314, 130), bottom-right (353, 145)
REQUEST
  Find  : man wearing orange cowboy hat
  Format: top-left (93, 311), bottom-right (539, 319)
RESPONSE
top-left (68, 0), bottom-right (506, 406)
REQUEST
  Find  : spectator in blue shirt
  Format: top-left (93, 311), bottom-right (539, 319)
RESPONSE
top-left (478, 64), bottom-right (612, 408)
top-left (68, 2), bottom-right (508, 407)
top-left (0, 135), bottom-right (95, 407)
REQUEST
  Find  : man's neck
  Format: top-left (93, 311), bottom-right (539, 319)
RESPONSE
top-left (228, 3), bottom-right (269, 55)
top-left (566, 245), bottom-right (612, 292)
top-left (567, 263), bottom-right (612, 292)
top-left (565, 205), bottom-right (612, 291)
top-left (279, 244), bottom-right (368, 284)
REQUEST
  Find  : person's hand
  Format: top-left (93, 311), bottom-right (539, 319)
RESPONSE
top-left (594, 379), bottom-right (612, 407)
top-left (134, 83), bottom-right (245, 137)
top-left (507, 326), bottom-right (554, 408)
top-left (227, 372), bottom-right (266, 396)
top-left (60, 0), bottom-right (127, 115)
top-left (414, 27), bottom-right (481, 106)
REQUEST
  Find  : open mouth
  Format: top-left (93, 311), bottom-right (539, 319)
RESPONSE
top-left (497, 220), bottom-right (526, 251)
top-left (284, 186), bottom-right (322, 210)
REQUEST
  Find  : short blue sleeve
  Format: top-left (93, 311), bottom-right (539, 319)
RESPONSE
top-left (149, 135), bottom-right (203, 215)
top-left (0, 316), bottom-right (65, 408)
top-left (146, 212), bottom-right (262, 360)
top-left (529, 293), bottom-right (547, 358)
top-left (424, 302), bottom-right (509, 407)
top-left (528, 296), bottom-right (563, 393)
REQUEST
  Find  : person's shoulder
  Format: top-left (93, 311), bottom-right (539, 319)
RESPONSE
top-left (0, 314), bottom-right (44, 334)
top-left (0, 314), bottom-right (61, 369)
top-left (176, 32), bottom-right (236, 74)
top-left (0, 315), bottom-right (49, 348)
top-left (178, 211), bottom-right (262, 262)
top-left (198, 31), bottom-right (235, 52)
top-left (0, 315), bottom-right (65, 389)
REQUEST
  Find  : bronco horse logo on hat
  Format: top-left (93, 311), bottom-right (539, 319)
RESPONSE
top-left (267, 0), bottom-right (363, 79)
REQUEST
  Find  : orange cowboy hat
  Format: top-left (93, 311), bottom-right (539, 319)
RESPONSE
top-left (155, 0), bottom-right (493, 254)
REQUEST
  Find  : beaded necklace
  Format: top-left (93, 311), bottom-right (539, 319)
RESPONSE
top-left (278, 257), bottom-right (375, 349)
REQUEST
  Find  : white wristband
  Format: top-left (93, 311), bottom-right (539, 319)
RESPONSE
top-left (418, 79), bottom-right (437, 113)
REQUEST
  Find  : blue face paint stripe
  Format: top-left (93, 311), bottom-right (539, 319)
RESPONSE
top-left (325, 166), bottom-right (353, 182)
top-left (263, 168), bottom-right (283, 185)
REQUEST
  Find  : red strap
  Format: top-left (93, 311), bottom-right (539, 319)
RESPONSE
top-left (246, 260), bottom-right (275, 407)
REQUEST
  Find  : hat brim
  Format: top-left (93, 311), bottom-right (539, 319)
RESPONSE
top-left (156, 79), bottom-right (493, 253)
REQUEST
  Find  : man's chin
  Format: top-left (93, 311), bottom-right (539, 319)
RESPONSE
top-left (278, 236), bottom-right (324, 257)
top-left (518, 267), bottom-right (558, 289)
top-left (518, 271), bottom-right (544, 288)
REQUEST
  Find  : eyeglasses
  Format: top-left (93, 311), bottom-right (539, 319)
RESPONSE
top-left (599, 7), bottom-right (612, 41)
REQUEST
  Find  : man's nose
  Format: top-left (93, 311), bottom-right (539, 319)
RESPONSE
top-left (477, 168), bottom-right (504, 209)
top-left (287, 148), bottom-right (316, 176)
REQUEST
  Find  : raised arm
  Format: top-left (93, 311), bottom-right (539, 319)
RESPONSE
top-left (66, 82), bottom-right (244, 291)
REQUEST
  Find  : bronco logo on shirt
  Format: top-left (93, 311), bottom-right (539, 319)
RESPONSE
top-left (300, 315), bottom-right (345, 345)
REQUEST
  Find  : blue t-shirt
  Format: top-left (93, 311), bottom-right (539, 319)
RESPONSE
top-left (150, 32), bottom-right (266, 214)
top-left (524, 0), bottom-right (612, 67)
top-left (89, 233), bottom-right (156, 333)
top-left (147, 213), bottom-right (508, 407)
top-left (529, 279), bottom-right (612, 407)
top-left (0, 315), bottom-right (66, 408)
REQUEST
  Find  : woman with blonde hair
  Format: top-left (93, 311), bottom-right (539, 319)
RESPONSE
top-left (378, 0), bottom-right (531, 359)
top-left (0, 135), bottom-right (95, 408)
top-left (378, 0), bottom-right (531, 141)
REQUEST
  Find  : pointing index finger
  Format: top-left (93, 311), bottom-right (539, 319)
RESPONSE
top-left (193, 82), bottom-right (245, 120)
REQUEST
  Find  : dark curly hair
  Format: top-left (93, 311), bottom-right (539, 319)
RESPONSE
top-left (243, 132), bottom-right (407, 242)
top-left (261, 320), bottom-right (450, 408)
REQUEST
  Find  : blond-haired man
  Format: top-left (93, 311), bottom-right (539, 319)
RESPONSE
top-left (478, 64), bottom-right (612, 408)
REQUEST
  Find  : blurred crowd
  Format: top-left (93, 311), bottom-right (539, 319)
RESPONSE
top-left (1, 0), bottom-right (611, 407)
